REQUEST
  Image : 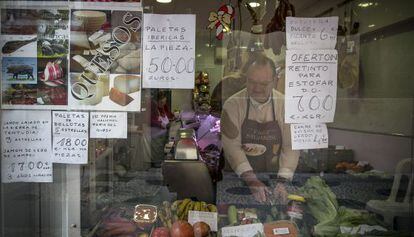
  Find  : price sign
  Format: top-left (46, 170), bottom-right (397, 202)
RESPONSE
top-left (291, 123), bottom-right (328, 150)
top-left (285, 49), bottom-right (337, 123)
top-left (1, 110), bottom-right (53, 183)
top-left (188, 211), bottom-right (218, 231)
top-left (52, 111), bottom-right (89, 164)
top-left (286, 17), bottom-right (338, 50)
top-left (142, 14), bottom-right (196, 89)
top-left (221, 223), bottom-right (264, 237)
top-left (90, 112), bottom-right (127, 138)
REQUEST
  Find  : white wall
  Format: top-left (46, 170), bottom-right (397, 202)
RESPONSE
top-left (329, 128), bottom-right (412, 173)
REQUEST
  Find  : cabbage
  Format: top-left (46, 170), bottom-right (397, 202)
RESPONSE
top-left (298, 177), bottom-right (388, 237)
top-left (299, 176), bottom-right (338, 223)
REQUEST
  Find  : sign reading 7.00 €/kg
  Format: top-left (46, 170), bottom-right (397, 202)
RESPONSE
top-left (1, 110), bottom-right (53, 183)
top-left (52, 111), bottom-right (89, 164)
top-left (285, 49), bottom-right (338, 124)
top-left (143, 14), bottom-right (196, 89)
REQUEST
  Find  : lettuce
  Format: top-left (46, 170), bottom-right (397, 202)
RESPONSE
top-left (298, 176), bottom-right (389, 237)
top-left (299, 176), bottom-right (339, 223)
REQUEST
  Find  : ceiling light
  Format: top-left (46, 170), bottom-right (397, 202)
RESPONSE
top-left (157, 0), bottom-right (172, 3)
top-left (368, 24), bottom-right (375, 28)
top-left (358, 2), bottom-right (374, 8)
top-left (248, 2), bottom-right (261, 8)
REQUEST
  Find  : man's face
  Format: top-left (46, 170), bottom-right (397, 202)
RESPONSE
top-left (246, 63), bottom-right (275, 103)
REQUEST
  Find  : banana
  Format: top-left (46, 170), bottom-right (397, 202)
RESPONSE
top-left (171, 200), bottom-right (183, 212)
top-left (207, 204), bottom-right (217, 212)
top-left (182, 201), bottom-right (195, 220)
top-left (177, 199), bottom-right (191, 217)
top-left (194, 201), bottom-right (201, 211)
top-left (200, 201), bottom-right (207, 212)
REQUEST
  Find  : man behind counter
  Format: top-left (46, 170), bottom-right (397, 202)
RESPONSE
top-left (221, 54), bottom-right (299, 203)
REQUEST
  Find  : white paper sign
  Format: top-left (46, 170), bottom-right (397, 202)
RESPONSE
top-left (291, 123), bottom-right (328, 150)
top-left (285, 49), bottom-right (337, 123)
top-left (143, 14), bottom-right (196, 89)
top-left (52, 111), bottom-right (89, 164)
top-left (1, 111), bottom-right (53, 183)
top-left (273, 227), bottom-right (290, 235)
top-left (286, 17), bottom-right (338, 50)
top-left (188, 211), bottom-right (218, 231)
top-left (221, 223), bottom-right (264, 237)
top-left (90, 112), bottom-right (127, 138)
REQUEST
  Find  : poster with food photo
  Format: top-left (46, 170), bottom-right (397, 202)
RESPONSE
top-left (70, 0), bottom-right (141, 3)
top-left (69, 9), bottom-right (142, 111)
top-left (1, 8), bottom-right (69, 109)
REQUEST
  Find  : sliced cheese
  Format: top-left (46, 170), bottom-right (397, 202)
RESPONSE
top-left (114, 74), bottom-right (140, 94)
top-left (109, 88), bottom-right (133, 106)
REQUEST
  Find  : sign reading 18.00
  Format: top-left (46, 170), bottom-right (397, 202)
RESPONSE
top-left (56, 137), bottom-right (88, 147)
top-left (52, 111), bottom-right (89, 164)
top-left (143, 14), bottom-right (196, 89)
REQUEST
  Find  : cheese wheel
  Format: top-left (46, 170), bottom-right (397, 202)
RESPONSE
top-left (73, 11), bottom-right (106, 32)
top-left (114, 75), bottom-right (140, 94)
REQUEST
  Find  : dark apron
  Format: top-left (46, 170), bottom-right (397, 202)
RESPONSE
top-left (241, 96), bottom-right (283, 172)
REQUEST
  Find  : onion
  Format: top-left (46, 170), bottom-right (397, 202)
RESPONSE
top-left (170, 221), bottom-right (194, 237)
top-left (192, 222), bottom-right (210, 237)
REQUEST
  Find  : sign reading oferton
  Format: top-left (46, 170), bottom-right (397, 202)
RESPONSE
top-left (142, 14), bottom-right (196, 89)
top-left (285, 17), bottom-right (338, 150)
top-left (1, 110), bottom-right (53, 183)
top-left (285, 49), bottom-right (337, 123)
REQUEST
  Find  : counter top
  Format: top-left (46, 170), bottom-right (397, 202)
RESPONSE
top-left (217, 172), bottom-right (394, 208)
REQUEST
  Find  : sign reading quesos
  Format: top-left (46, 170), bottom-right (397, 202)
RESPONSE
top-left (142, 14), bottom-right (196, 89)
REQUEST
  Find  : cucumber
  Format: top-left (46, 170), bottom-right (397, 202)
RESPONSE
top-left (227, 205), bottom-right (238, 225)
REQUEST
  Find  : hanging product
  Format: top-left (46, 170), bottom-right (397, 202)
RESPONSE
top-left (264, 0), bottom-right (295, 54)
top-left (207, 4), bottom-right (235, 40)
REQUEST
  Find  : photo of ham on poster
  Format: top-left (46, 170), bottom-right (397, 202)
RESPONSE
top-left (1, 9), bottom-right (69, 109)
top-left (69, 9), bottom-right (142, 111)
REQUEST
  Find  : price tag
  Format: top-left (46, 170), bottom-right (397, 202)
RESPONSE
top-left (221, 223), bottom-right (264, 237)
top-left (273, 227), bottom-right (290, 235)
top-left (90, 112), bottom-right (127, 138)
top-left (1, 111), bottom-right (53, 183)
top-left (142, 14), bottom-right (196, 89)
top-left (52, 111), bottom-right (89, 164)
top-left (285, 49), bottom-right (337, 123)
top-left (286, 17), bottom-right (338, 50)
top-left (188, 211), bottom-right (218, 231)
top-left (291, 123), bottom-right (328, 150)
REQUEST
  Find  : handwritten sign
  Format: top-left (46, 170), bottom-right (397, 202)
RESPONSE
top-left (52, 111), bottom-right (89, 164)
top-left (291, 123), bottom-right (328, 150)
top-left (142, 14), bottom-right (196, 89)
top-left (286, 17), bottom-right (338, 50)
top-left (221, 223), bottom-right (264, 237)
top-left (285, 49), bottom-right (337, 123)
top-left (90, 112), bottom-right (127, 138)
top-left (188, 211), bottom-right (218, 231)
top-left (1, 110), bottom-right (53, 183)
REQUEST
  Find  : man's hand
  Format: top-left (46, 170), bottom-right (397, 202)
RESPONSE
top-left (273, 182), bottom-right (288, 205)
top-left (241, 171), bottom-right (271, 203)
